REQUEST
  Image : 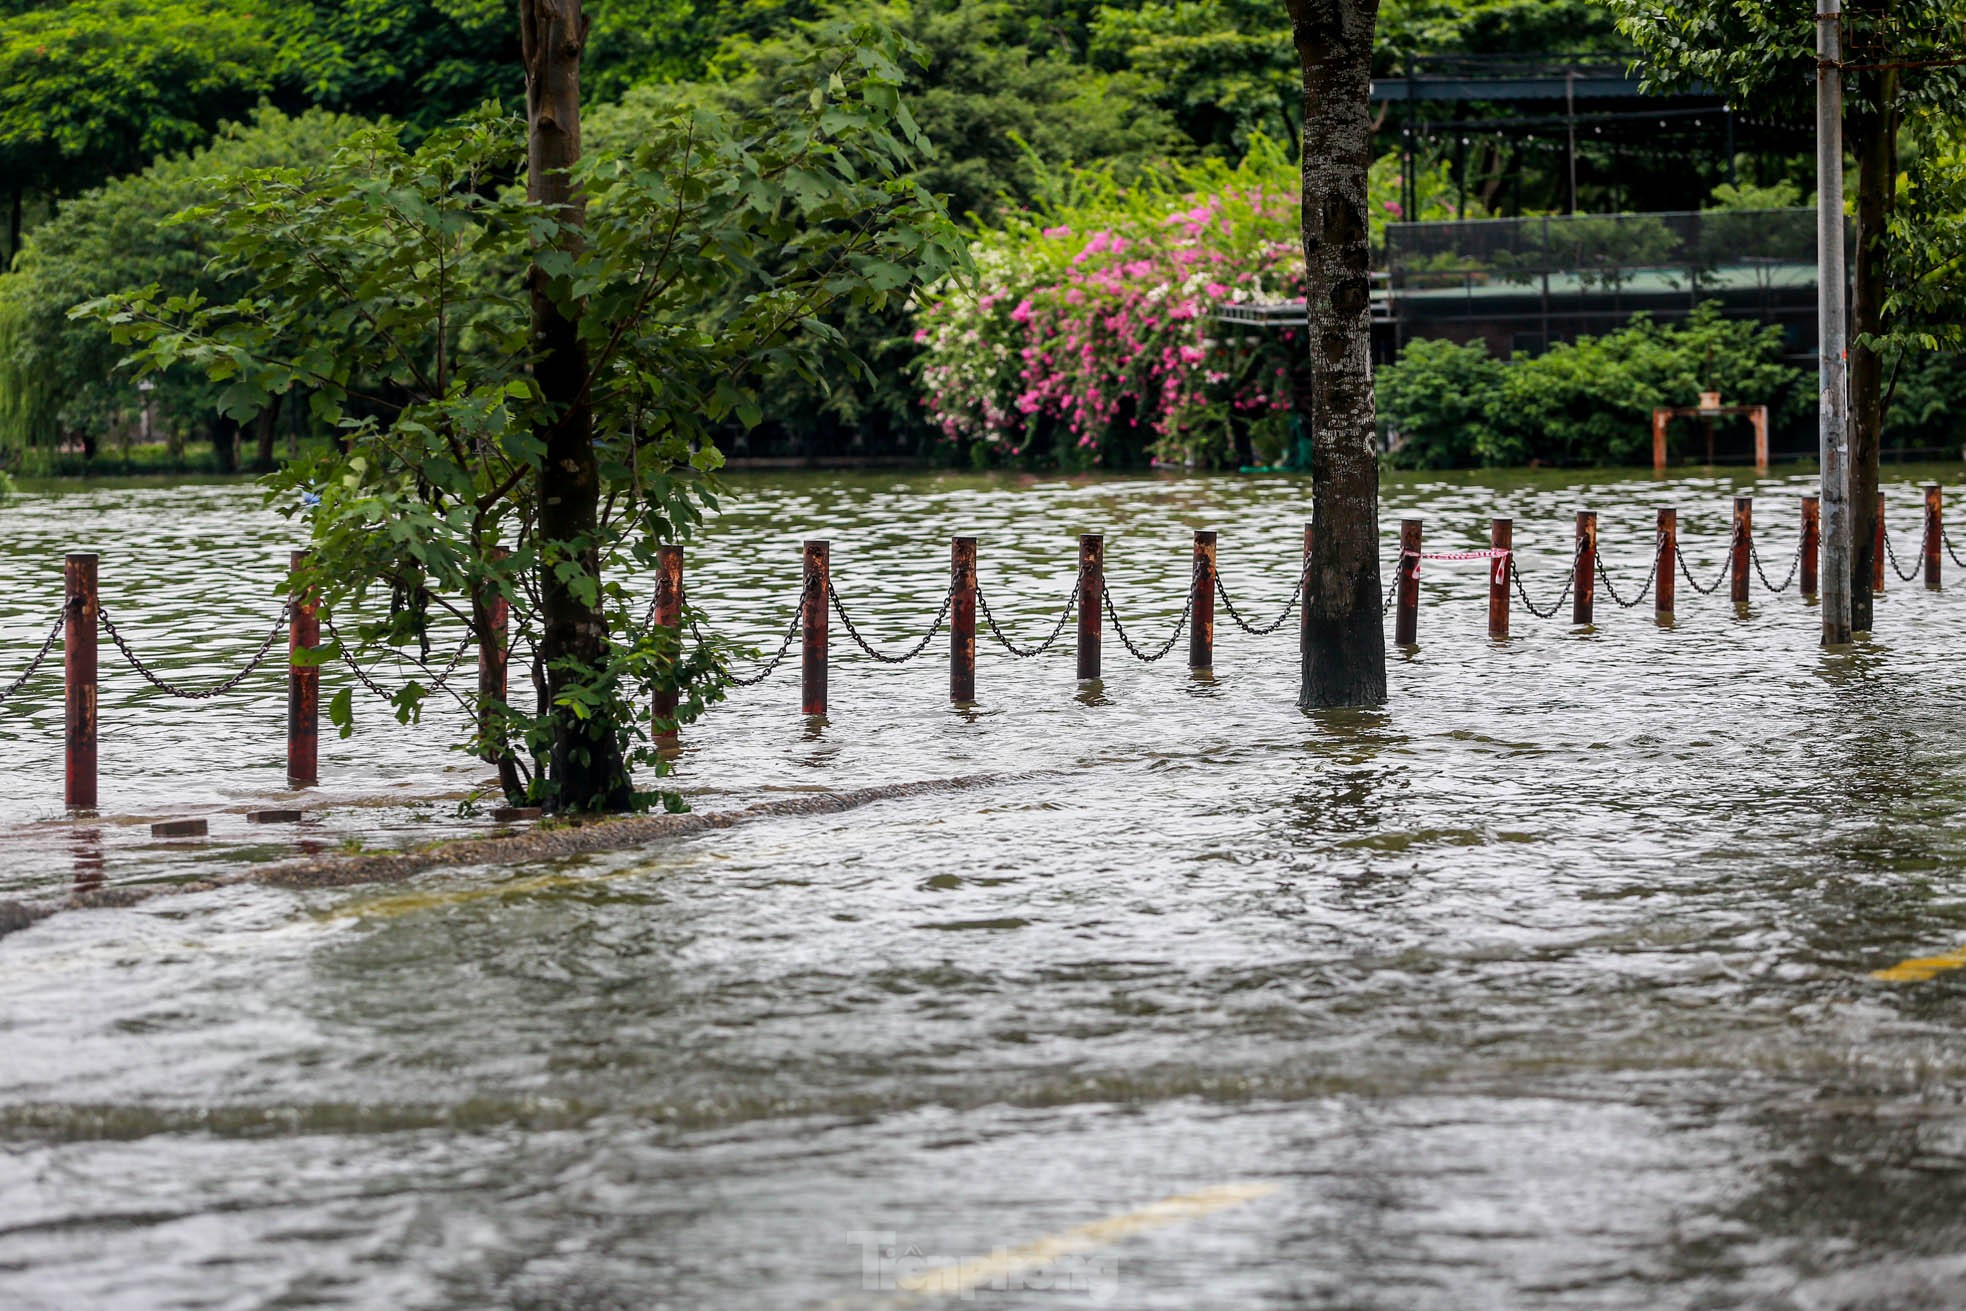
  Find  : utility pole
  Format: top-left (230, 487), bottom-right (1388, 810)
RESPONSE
top-left (1817, 0), bottom-right (1851, 644)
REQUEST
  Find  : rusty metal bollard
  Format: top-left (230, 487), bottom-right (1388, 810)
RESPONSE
top-left (950, 537), bottom-right (976, 703)
top-left (1488, 518), bottom-right (1511, 640)
top-left (1076, 534), bottom-right (1102, 681)
top-left (1874, 491), bottom-right (1887, 593)
top-left (288, 550), bottom-right (319, 786)
top-left (1572, 511), bottom-right (1596, 626)
top-left (1655, 508), bottom-right (1677, 621)
top-left (652, 544), bottom-right (683, 746)
top-left (64, 552), bottom-right (98, 810)
top-left (1395, 519), bottom-right (1421, 646)
top-left (1731, 496), bottom-right (1752, 607)
top-left (1298, 523), bottom-right (1313, 658)
top-left (478, 545), bottom-right (510, 762)
top-left (1800, 496), bottom-right (1820, 598)
top-left (1188, 530), bottom-right (1216, 673)
top-left (801, 540), bottom-right (828, 716)
top-left (1924, 484), bottom-right (1943, 589)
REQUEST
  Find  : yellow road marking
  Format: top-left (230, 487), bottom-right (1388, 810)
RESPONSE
top-left (1872, 944), bottom-right (1966, 983)
top-left (893, 1182), bottom-right (1278, 1299)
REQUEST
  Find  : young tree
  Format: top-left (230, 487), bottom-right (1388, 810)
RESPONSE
top-left (88, 24), bottom-right (964, 813)
top-left (1285, 0), bottom-right (1387, 708)
top-left (1609, 0), bottom-right (1966, 632)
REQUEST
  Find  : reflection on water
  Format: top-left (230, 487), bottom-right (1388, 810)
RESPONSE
top-left (3, 467), bottom-right (1966, 1309)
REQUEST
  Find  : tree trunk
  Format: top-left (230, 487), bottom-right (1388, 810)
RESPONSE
top-left (1287, 0), bottom-right (1387, 709)
top-left (253, 393), bottom-right (282, 471)
top-left (523, 0), bottom-right (626, 811)
top-left (5, 188), bottom-right (19, 269)
top-left (212, 414), bottom-right (239, 473)
top-left (1848, 59), bottom-right (1897, 634)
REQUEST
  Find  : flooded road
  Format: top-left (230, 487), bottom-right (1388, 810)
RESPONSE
top-left (4, 467), bottom-right (1966, 1309)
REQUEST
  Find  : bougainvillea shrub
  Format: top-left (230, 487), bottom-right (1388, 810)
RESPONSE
top-left (913, 142), bottom-right (1454, 468)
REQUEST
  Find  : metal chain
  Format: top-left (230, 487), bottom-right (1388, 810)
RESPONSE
top-left (1942, 524), bottom-right (1966, 570)
top-left (828, 579), bottom-right (954, 665)
top-left (1675, 533), bottom-right (1734, 597)
top-left (975, 576), bottom-right (1079, 659)
top-left (1509, 540), bottom-right (1584, 620)
top-left (708, 577), bottom-right (808, 688)
top-left (1382, 558), bottom-right (1405, 615)
top-left (1102, 561), bottom-right (1201, 664)
top-left (0, 606), bottom-right (68, 707)
top-left (99, 604), bottom-right (290, 700)
top-left (1215, 560), bottom-right (1306, 636)
top-left (323, 613), bottom-right (408, 704)
top-left (1882, 525), bottom-right (1924, 582)
top-left (1593, 536), bottom-right (1663, 610)
top-left (1749, 533), bottom-right (1803, 594)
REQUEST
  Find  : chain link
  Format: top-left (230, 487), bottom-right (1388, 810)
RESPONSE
top-left (0, 606), bottom-right (68, 707)
top-left (1942, 524), bottom-right (1966, 570)
top-left (829, 579), bottom-right (954, 664)
top-left (701, 575), bottom-right (809, 688)
top-left (1882, 524), bottom-right (1925, 582)
top-left (1509, 540), bottom-right (1584, 620)
top-left (976, 576), bottom-right (1079, 659)
top-left (1382, 558), bottom-right (1404, 615)
top-left (1592, 535), bottom-right (1663, 610)
top-left (1102, 560), bottom-right (1201, 664)
top-left (323, 613), bottom-right (407, 704)
top-left (99, 604), bottom-right (289, 700)
top-left (1675, 533), bottom-right (1734, 597)
top-left (1749, 533), bottom-right (1802, 594)
top-left (1215, 560), bottom-right (1306, 636)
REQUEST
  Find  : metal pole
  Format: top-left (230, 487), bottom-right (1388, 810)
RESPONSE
top-left (1188, 530), bottom-right (1216, 674)
top-left (1818, 0), bottom-right (1852, 643)
top-left (1394, 519), bottom-right (1421, 647)
top-left (287, 549), bottom-right (318, 786)
top-left (1731, 496), bottom-right (1753, 607)
top-left (1801, 496), bottom-right (1821, 597)
top-left (64, 553), bottom-right (98, 810)
top-left (652, 544), bottom-right (682, 747)
top-left (1925, 484), bottom-right (1943, 589)
top-left (1656, 508), bottom-right (1677, 621)
top-left (1488, 518), bottom-right (1511, 640)
top-left (1572, 511), bottom-right (1596, 626)
top-left (1076, 534), bottom-right (1103, 682)
top-left (950, 537), bottom-right (976, 704)
top-left (801, 540), bottom-right (828, 716)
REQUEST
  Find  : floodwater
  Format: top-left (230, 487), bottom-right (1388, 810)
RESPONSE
top-left (4, 466), bottom-right (1966, 1309)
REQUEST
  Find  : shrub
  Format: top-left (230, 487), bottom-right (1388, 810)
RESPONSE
top-left (1377, 304), bottom-right (1811, 468)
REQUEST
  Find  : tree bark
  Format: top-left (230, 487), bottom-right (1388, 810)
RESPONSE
top-left (1287, 0), bottom-right (1387, 709)
top-left (253, 393), bottom-right (282, 472)
top-left (212, 414), bottom-right (239, 473)
top-left (522, 0), bottom-right (627, 811)
top-left (1848, 56), bottom-right (1897, 634)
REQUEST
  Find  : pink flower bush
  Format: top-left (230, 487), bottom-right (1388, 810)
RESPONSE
top-left (913, 140), bottom-right (1309, 466)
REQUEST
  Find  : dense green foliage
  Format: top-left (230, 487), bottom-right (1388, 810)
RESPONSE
top-left (0, 107), bottom-right (361, 456)
top-left (1, 0), bottom-right (1959, 474)
top-left (1379, 306), bottom-right (1810, 468)
top-left (0, 1), bottom-right (275, 208)
top-left (86, 31), bottom-right (963, 805)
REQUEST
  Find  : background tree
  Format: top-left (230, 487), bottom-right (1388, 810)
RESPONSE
top-left (0, 0), bottom-right (275, 263)
top-left (1286, 0), bottom-right (1387, 709)
top-left (0, 107), bottom-right (360, 463)
top-left (1609, 0), bottom-right (1966, 632)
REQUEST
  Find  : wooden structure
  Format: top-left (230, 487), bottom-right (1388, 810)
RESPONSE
top-left (1652, 391), bottom-right (1770, 472)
